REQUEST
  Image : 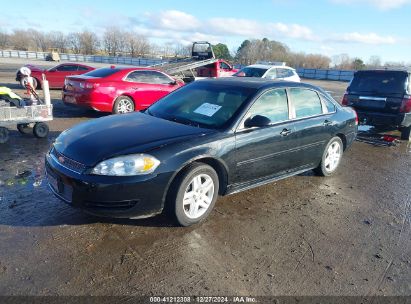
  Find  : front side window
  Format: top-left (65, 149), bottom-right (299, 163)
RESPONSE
top-left (77, 66), bottom-right (90, 71)
top-left (290, 88), bottom-right (323, 118)
top-left (219, 62), bottom-right (230, 70)
top-left (246, 89), bottom-right (289, 124)
top-left (56, 65), bottom-right (78, 72)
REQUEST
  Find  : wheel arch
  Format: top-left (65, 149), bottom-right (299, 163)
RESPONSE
top-left (335, 133), bottom-right (347, 151)
top-left (163, 156), bottom-right (229, 208)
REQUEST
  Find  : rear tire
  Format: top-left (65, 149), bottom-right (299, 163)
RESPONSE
top-left (400, 126), bottom-right (411, 141)
top-left (17, 124), bottom-right (31, 134)
top-left (314, 137), bottom-right (343, 177)
top-left (113, 96), bottom-right (135, 114)
top-left (0, 127), bottom-right (9, 144)
top-left (167, 163), bottom-right (219, 227)
top-left (33, 122), bottom-right (49, 138)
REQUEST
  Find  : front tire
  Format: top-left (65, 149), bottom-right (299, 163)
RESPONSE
top-left (314, 137), bottom-right (343, 177)
top-left (400, 126), bottom-right (411, 141)
top-left (168, 163), bottom-right (219, 227)
top-left (113, 96), bottom-right (135, 114)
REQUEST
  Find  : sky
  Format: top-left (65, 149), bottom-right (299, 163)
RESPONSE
top-left (1, 0), bottom-right (410, 64)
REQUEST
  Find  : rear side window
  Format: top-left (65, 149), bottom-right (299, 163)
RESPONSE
top-left (247, 89), bottom-right (289, 123)
top-left (126, 71), bottom-right (172, 84)
top-left (321, 94), bottom-right (336, 113)
top-left (277, 69), bottom-right (294, 78)
top-left (349, 71), bottom-right (408, 94)
top-left (84, 68), bottom-right (121, 78)
top-left (290, 88), bottom-right (323, 118)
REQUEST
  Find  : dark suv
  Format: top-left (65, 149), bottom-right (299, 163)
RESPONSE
top-left (342, 69), bottom-right (411, 140)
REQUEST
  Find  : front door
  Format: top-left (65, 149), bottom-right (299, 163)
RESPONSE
top-left (234, 89), bottom-right (299, 185)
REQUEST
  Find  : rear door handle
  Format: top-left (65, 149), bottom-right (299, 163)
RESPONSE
top-left (280, 128), bottom-right (292, 136)
top-left (323, 120), bottom-right (332, 126)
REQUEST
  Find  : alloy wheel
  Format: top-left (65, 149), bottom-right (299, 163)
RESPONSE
top-left (324, 142), bottom-right (341, 172)
top-left (183, 174), bottom-right (215, 219)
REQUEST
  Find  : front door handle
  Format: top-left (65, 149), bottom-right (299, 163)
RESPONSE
top-left (280, 128), bottom-right (292, 136)
top-left (323, 120), bottom-right (332, 126)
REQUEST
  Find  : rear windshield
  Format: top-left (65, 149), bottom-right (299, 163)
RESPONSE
top-left (83, 68), bottom-right (121, 78)
top-left (349, 71), bottom-right (408, 94)
top-left (233, 67), bottom-right (268, 78)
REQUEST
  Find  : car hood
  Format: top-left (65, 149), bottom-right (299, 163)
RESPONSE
top-left (54, 113), bottom-right (214, 166)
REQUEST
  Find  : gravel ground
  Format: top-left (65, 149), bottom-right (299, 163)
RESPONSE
top-left (0, 58), bottom-right (410, 297)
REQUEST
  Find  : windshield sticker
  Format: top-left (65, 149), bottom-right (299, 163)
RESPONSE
top-left (194, 103), bottom-right (222, 117)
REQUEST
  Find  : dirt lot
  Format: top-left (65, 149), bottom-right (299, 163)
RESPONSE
top-left (0, 58), bottom-right (410, 297)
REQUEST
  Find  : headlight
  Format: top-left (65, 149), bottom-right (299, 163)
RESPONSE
top-left (91, 154), bottom-right (160, 176)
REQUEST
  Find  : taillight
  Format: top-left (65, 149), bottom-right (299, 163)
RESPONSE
top-left (352, 108), bottom-right (358, 125)
top-left (342, 93), bottom-right (349, 106)
top-left (400, 95), bottom-right (411, 113)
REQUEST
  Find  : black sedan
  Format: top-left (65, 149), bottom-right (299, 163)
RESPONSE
top-left (45, 78), bottom-right (358, 226)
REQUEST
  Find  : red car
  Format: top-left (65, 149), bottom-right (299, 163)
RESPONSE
top-left (16, 63), bottom-right (95, 89)
top-left (62, 67), bottom-right (184, 114)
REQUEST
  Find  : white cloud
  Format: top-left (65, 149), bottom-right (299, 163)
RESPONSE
top-left (129, 9), bottom-right (399, 50)
top-left (331, 0), bottom-right (411, 10)
top-left (331, 32), bottom-right (396, 44)
top-left (146, 10), bottom-right (200, 31)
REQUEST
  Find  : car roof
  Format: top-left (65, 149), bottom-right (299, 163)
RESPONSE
top-left (196, 77), bottom-right (322, 92)
top-left (246, 64), bottom-right (295, 70)
top-left (356, 68), bottom-right (411, 74)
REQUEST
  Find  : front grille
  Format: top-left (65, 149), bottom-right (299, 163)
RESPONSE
top-left (50, 148), bottom-right (87, 174)
top-left (84, 200), bottom-right (139, 211)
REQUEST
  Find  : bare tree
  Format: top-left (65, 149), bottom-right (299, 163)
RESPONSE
top-left (48, 31), bottom-right (69, 53)
top-left (332, 53), bottom-right (353, 69)
top-left (79, 30), bottom-right (100, 55)
top-left (125, 32), bottom-right (151, 57)
top-left (10, 30), bottom-right (32, 51)
top-left (30, 29), bottom-right (50, 51)
top-left (67, 32), bottom-right (81, 54)
top-left (103, 27), bottom-right (126, 56)
top-left (0, 31), bottom-right (8, 49)
top-left (367, 55), bottom-right (382, 68)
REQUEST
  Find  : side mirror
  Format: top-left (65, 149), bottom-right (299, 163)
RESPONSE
top-left (244, 115), bottom-right (271, 128)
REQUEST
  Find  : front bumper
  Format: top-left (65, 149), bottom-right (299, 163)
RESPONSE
top-left (45, 150), bottom-right (173, 219)
top-left (356, 111), bottom-right (411, 128)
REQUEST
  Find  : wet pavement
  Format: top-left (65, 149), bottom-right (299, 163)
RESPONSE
top-left (0, 59), bottom-right (410, 296)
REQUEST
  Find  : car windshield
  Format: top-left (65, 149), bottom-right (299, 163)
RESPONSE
top-left (349, 71), bottom-right (408, 94)
top-left (83, 68), bottom-right (121, 78)
top-left (233, 67), bottom-right (268, 78)
top-left (147, 81), bottom-right (256, 129)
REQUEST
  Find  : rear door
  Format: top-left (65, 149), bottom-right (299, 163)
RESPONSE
top-left (287, 88), bottom-right (333, 168)
top-left (124, 70), bottom-right (179, 109)
top-left (347, 71), bottom-right (407, 113)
